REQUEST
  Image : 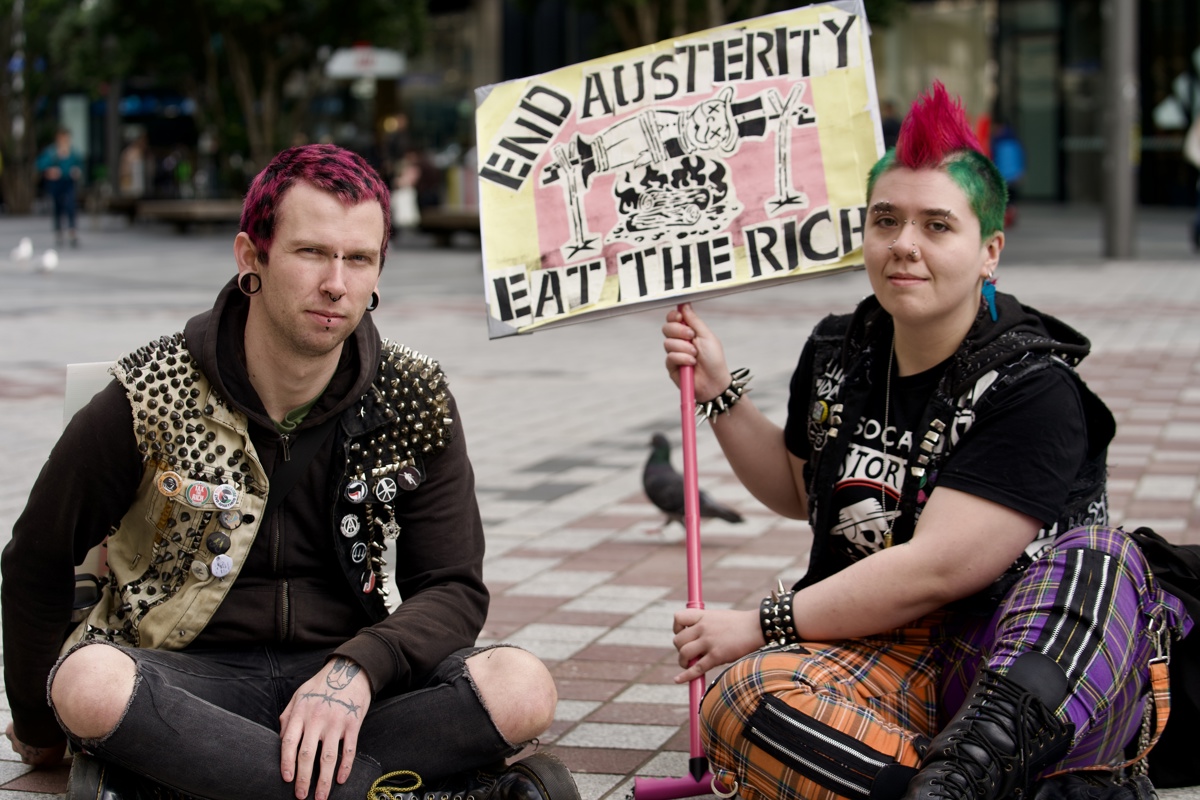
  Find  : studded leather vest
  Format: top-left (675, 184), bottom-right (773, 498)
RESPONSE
top-left (797, 292), bottom-right (1114, 611)
top-left (64, 333), bottom-right (452, 652)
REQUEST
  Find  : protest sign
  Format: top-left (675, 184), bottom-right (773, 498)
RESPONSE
top-left (475, 0), bottom-right (882, 338)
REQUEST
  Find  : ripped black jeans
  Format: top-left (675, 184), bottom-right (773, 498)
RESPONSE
top-left (50, 642), bottom-right (521, 799)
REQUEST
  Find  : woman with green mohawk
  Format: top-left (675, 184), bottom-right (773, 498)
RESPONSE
top-left (660, 81), bottom-right (1189, 800)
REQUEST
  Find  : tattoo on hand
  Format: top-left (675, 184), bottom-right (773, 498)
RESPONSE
top-left (301, 691), bottom-right (363, 717)
top-left (326, 657), bottom-right (362, 691)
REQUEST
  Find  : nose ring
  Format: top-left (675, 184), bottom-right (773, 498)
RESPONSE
top-left (907, 246), bottom-right (920, 262)
top-left (888, 239), bottom-right (896, 251)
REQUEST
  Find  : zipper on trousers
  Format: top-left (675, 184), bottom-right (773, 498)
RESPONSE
top-left (744, 695), bottom-right (892, 800)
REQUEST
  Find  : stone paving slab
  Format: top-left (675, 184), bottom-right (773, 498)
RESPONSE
top-left (0, 207), bottom-right (1197, 799)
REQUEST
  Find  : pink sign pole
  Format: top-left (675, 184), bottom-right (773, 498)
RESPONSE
top-left (633, 305), bottom-right (716, 800)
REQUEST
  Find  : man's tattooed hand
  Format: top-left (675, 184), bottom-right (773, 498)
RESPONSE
top-left (298, 690), bottom-right (363, 717)
top-left (325, 657), bottom-right (362, 690)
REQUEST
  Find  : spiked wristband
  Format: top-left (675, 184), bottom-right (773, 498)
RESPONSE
top-left (759, 584), bottom-right (801, 647)
top-left (696, 368), bottom-right (752, 423)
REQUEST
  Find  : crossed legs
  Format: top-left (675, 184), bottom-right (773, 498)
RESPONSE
top-left (49, 643), bottom-right (556, 799)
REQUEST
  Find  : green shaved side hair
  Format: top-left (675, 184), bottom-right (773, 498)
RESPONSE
top-left (867, 149), bottom-right (1009, 238)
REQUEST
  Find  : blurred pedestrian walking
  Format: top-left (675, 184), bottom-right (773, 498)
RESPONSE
top-left (880, 98), bottom-right (902, 150)
top-left (992, 122), bottom-right (1026, 228)
top-left (36, 128), bottom-right (83, 247)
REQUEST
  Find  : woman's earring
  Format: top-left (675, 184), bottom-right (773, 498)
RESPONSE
top-left (238, 273), bottom-right (261, 296)
top-left (982, 275), bottom-right (998, 321)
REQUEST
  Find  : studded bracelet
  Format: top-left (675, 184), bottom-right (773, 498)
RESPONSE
top-left (759, 582), bottom-right (801, 647)
top-left (696, 368), bottom-right (752, 423)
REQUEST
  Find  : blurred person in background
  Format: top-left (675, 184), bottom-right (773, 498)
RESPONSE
top-left (36, 127), bottom-right (83, 247)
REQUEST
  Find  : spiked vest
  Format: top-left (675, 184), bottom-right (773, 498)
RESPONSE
top-left (64, 333), bottom-right (453, 652)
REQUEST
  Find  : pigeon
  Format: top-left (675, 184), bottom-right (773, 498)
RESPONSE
top-left (37, 248), bottom-right (59, 272)
top-left (643, 432), bottom-right (744, 528)
top-left (10, 236), bottom-right (32, 263)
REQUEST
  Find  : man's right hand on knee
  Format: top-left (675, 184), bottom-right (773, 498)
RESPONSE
top-left (4, 722), bottom-right (66, 768)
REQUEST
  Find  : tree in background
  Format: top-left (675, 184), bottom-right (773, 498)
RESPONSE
top-left (0, 0), bottom-right (77, 214)
top-left (17, 0), bottom-right (425, 199)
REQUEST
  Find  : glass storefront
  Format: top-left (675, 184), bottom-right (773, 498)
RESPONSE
top-left (420, 0), bottom-right (1200, 208)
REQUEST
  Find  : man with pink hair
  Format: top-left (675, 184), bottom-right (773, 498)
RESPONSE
top-left (3, 144), bottom-right (579, 800)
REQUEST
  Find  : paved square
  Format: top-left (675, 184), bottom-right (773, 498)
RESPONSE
top-left (1, 207), bottom-right (1199, 799)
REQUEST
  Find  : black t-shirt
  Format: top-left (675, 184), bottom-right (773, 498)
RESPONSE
top-left (784, 338), bottom-right (1088, 567)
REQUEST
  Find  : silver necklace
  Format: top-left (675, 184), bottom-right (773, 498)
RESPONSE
top-left (881, 334), bottom-right (896, 548)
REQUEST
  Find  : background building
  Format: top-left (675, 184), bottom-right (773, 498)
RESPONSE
top-left (401, 0), bottom-right (1196, 213)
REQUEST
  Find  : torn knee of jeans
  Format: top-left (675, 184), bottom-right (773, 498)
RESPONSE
top-left (463, 643), bottom-right (531, 752)
top-left (46, 640), bottom-right (141, 747)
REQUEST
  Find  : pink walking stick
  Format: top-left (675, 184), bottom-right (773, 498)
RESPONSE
top-left (633, 306), bottom-right (723, 800)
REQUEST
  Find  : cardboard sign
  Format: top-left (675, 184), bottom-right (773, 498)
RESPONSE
top-left (475, 0), bottom-right (882, 338)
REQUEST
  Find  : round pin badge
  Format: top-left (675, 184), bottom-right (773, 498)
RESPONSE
top-left (206, 530), bottom-right (232, 556)
top-left (344, 479), bottom-right (369, 504)
top-left (157, 471), bottom-right (184, 497)
top-left (340, 513), bottom-right (361, 538)
top-left (211, 554), bottom-right (233, 579)
top-left (212, 484), bottom-right (238, 510)
top-left (185, 482), bottom-right (210, 507)
top-left (351, 542), bottom-right (368, 563)
top-left (397, 465), bottom-right (423, 491)
top-left (374, 477), bottom-right (398, 503)
top-left (218, 509), bottom-right (242, 529)
top-left (190, 560), bottom-right (210, 581)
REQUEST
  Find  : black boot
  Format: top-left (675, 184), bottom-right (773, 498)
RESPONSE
top-left (902, 652), bottom-right (1075, 800)
top-left (376, 753), bottom-right (580, 800)
top-left (1030, 772), bottom-right (1157, 800)
top-left (68, 753), bottom-right (191, 800)
top-left (490, 754), bottom-right (580, 800)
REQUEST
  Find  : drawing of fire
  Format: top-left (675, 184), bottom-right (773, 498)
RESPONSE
top-left (608, 155), bottom-right (742, 245)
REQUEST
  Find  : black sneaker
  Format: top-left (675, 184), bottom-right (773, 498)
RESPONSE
top-left (373, 753), bottom-right (580, 800)
top-left (67, 753), bottom-right (189, 800)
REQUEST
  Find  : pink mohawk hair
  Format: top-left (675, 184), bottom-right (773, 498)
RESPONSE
top-left (894, 81), bottom-right (982, 169)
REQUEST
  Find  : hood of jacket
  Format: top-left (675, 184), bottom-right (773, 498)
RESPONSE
top-left (184, 276), bottom-right (382, 431)
top-left (841, 290), bottom-right (1093, 397)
